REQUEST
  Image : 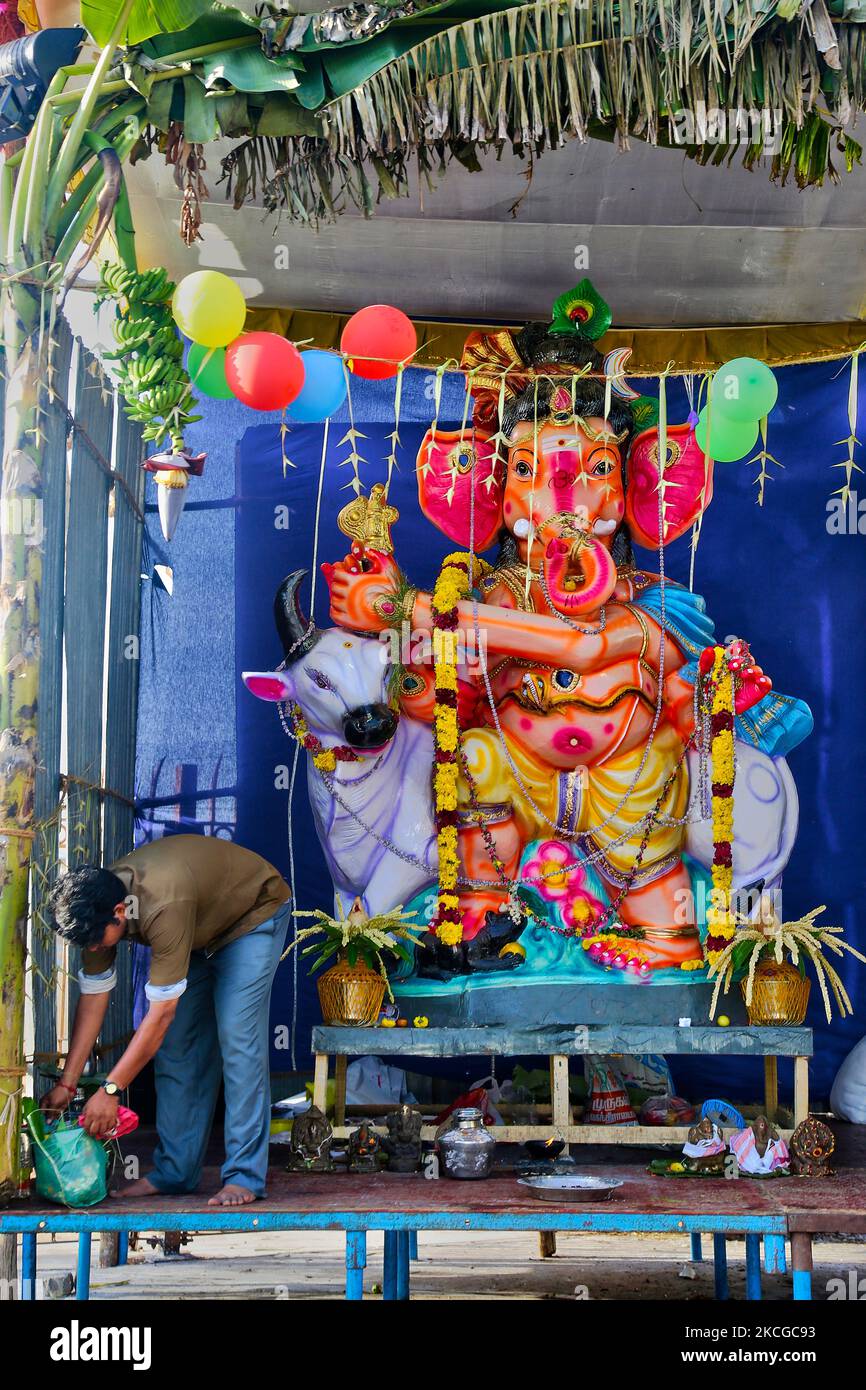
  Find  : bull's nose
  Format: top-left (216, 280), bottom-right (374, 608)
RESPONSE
top-left (342, 703), bottom-right (398, 749)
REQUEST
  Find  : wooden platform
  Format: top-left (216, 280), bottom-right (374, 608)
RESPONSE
top-left (4, 1165), bottom-right (863, 1302)
top-left (311, 1024), bottom-right (812, 1145)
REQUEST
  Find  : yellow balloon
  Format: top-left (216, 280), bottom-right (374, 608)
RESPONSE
top-left (172, 270), bottom-right (246, 347)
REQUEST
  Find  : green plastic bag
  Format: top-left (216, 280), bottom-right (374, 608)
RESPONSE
top-left (24, 1103), bottom-right (108, 1208)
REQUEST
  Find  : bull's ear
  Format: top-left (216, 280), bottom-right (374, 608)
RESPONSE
top-left (243, 670), bottom-right (295, 703)
top-left (416, 427), bottom-right (503, 551)
top-left (625, 422), bottom-right (714, 548)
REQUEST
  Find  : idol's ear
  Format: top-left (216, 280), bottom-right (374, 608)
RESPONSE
top-left (416, 428), bottom-right (503, 551)
top-left (625, 423), bottom-right (714, 548)
top-left (242, 670), bottom-right (295, 703)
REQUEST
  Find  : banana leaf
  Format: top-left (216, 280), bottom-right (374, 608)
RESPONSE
top-left (182, 76), bottom-right (219, 143)
top-left (215, 91), bottom-right (253, 137)
top-left (254, 93), bottom-right (323, 138)
top-left (140, 6), bottom-right (261, 56)
top-left (200, 47), bottom-right (304, 94)
top-left (291, 56), bottom-right (327, 112)
top-left (144, 76), bottom-right (175, 131)
top-left (82, 0), bottom-right (213, 47)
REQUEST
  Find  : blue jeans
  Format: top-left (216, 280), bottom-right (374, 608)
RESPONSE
top-left (150, 904), bottom-right (289, 1196)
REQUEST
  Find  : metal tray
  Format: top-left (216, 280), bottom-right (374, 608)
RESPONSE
top-left (517, 1174), bottom-right (624, 1203)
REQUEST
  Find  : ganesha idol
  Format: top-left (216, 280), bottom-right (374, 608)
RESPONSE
top-left (248, 281), bottom-right (813, 1008)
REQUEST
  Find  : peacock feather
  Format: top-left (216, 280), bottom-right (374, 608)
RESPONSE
top-left (550, 279), bottom-right (612, 341)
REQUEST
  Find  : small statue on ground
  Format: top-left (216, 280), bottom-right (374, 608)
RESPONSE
top-left (682, 1116), bottom-right (727, 1174)
top-left (348, 1121), bottom-right (383, 1174)
top-left (790, 1116), bottom-right (835, 1178)
top-left (287, 1104), bottom-right (334, 1173)
top-left (729, 1115), bottom-right (790, 1175)
top-left (382, 1104), bottom-right (424, 1173)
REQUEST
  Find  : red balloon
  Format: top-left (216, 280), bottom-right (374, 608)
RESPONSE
top-left (340, 305), bottom-right (417, 380)
top-left (225, 332), bottom-right (305, 411)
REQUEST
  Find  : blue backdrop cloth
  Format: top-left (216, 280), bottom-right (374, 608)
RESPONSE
top-left (134, 358), bottom-right (866, 1104)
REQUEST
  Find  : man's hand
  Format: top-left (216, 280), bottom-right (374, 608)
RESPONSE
top-left (40, 1083), bottom-right (75, 1116)
top-left (81, 1088), bottom-right (119, 1139)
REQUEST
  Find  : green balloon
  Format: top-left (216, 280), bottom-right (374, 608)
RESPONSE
top-left (711, 357), bottom-right (778, 422)
top-left (695, 407), bottom-right (758, 462)
top-left (187, 343), bottom-right (233, 399)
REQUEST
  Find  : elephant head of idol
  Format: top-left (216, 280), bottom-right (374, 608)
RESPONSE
top-left (416, 281), bottom-right (714, 617)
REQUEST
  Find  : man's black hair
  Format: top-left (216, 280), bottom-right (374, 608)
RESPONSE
top-left (48, 866), bottom-right (127, 948)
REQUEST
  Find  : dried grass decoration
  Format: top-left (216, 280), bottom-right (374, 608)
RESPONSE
top-left (707, 894), bottom-right (866, 1026)
top-left (286, 896), bottom-right (428, 1026)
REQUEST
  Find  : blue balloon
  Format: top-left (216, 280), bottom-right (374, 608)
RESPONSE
top-left (286, 350), bottom-right (348, 422)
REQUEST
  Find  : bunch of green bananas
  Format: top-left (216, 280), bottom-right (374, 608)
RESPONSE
top-left (97, 263), bottom-right (200, 452)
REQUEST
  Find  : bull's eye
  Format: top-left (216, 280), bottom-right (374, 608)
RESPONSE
top-left (552, 669), bottom-right (580, 691)
top-left (308, 668), bottom-right (336, 693)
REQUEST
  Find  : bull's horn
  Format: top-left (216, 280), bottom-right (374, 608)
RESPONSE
top-left (274, 570), bottom-right (321, 663)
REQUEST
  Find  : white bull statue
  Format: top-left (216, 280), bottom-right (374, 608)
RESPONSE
top-left (243, 571), bottom-right (436, 916)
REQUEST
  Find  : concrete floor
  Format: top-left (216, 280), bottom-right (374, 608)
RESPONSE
top-left (22, 1228), bottom-right (866, 1301)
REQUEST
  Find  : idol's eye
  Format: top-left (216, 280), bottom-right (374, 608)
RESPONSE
top-left (512, 458), bottom-right (534, 479)
top-left (587, 445), bottom-right (620, 477)
top-left (552, 669), bottom-right (580, 692)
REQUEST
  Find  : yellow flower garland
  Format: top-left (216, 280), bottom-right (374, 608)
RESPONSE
top-left (704, 646), bottom-right (737, 968)
top-left (431, 551), bottom-right (491, 945)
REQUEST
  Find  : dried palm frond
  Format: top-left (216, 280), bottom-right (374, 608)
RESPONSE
top-left (214, 0), bottom-right (866, 223)
top-left (283, 896), bottom-right (428, 999)
top-left (707, 898), bottom-right (866, 1024)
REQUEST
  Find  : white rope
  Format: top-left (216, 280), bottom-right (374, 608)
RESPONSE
top-left (289, 417), bottom-right (329, 1069)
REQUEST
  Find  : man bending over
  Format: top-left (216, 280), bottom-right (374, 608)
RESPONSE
top-left (41, 835), bottom-right (291, 1207)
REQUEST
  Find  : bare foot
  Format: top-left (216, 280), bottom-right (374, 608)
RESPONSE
top-left (111, 1176), bottom-right (161, 1200)
top-left (208, 1183), bottom-right (257, 1207)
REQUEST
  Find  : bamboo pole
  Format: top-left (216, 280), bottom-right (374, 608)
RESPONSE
top-left (0, 0), bottom-right (136, 1205)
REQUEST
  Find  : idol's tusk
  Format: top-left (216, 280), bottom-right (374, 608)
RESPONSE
top-left (592, 518), bottom-right (617, 536)
top-left (512, 517), bottom-right (535, 539)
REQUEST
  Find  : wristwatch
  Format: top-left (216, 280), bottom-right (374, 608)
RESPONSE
top-left (103, 1080), bottom-right (120, 1097)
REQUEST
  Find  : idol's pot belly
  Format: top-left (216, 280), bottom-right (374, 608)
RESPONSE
top-left (493, 693), bottom-right (659, 771)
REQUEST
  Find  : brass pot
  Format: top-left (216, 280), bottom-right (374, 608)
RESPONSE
top-left (317, 955), bottom-right (385, 1027)
top-left (743, 957), bottom-right (810, 1026)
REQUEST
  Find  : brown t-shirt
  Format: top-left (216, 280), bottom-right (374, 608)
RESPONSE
top-left (82, 835), bottom-right (290, 991)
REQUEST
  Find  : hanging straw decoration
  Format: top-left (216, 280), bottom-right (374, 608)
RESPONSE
top-left (832, 345), bottom-right (863, 505)
top-left (384, 363), bottom-right (405, 495)
top-left (749, 415), bottom-right (783, 507)
top-left (338, 361), bottom-right (367, 495)
top-left (279, 410), bottom-right (297, 475)
top-left (418, 361), bottom-right (449, 480)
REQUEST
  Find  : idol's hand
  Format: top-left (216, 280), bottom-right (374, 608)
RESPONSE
top-left (699, 642), bottom-right (773, 714)
top-left (322, 544), bottom-right (404, 632)
top-left (732, 662), bottom-right (773, 714)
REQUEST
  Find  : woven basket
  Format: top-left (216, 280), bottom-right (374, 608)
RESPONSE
top-left (317, 955), bottom-right (385, 1027)
top-left (743, 958), bottom-right (810, 1026)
